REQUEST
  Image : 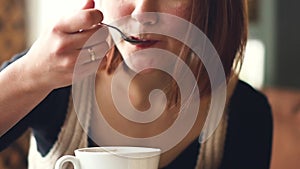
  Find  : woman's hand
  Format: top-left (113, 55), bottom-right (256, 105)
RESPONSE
top-left (22, 0), bottom-right (109, 90)
top-left (0, 0), bottom-right (109, 136)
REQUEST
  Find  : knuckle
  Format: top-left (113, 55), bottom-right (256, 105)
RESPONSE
top-left (82, 9), bottom-right (103, 25)
top-left (56, 60), bottom-right (74, 74)
top-left (51, 25), bottom-right (60, 34)
top-left (94, 10), bottom-right (104, 22)
top-left (62, 56), bottom-right (76, 69)
top-left (51, 22), bottom-right (64, 35)
top-left (52, 44), bottom-right (64, 56)
top-left (81, 12), bottom-right (95, 25)
top-left (53, 37), bottom-right (70, 55)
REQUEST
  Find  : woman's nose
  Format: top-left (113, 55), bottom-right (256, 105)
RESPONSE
top-left (131, 0), bottom-right (158, 25)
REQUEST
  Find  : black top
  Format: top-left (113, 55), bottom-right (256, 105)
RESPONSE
top-left (0, 52), bottom-right (273, 169)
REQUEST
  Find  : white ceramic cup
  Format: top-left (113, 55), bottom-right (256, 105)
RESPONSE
top-left (55, 146), bottom-right (161, 169)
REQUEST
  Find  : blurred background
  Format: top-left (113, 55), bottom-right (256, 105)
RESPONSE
top-left (0, 0), bottom-right (299, 168)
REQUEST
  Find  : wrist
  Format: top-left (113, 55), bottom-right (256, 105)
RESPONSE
top-left (14, 56), bottom-right (54, 95)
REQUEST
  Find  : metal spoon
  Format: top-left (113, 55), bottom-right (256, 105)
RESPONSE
top-left (100, 23), bottom-right (146, 44)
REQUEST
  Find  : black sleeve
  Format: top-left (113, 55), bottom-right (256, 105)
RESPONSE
top-left (0, 50), bottom-right (28, 71)
top-left (0, 50), bottom-right (71, 153)
top-left (0, 113), bottom-right (33, 151)
top-left (0, 86), bottom-right (71, 153)
top-left (220, 81), bottom-right (273, 169)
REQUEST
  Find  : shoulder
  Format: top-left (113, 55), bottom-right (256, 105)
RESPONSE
top-left (230, 80), bottom-right (271, 111)
top-left (228, 80), bottom-right (272, 139)
top-left (220, 80), bottom-right (273, 169)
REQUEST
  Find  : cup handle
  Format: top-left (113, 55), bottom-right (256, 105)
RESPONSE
top-left (55, 155), bottom-right (80, 169)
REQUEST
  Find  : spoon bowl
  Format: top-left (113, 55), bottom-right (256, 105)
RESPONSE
top-left (100, 23), bottom-right (147, 44)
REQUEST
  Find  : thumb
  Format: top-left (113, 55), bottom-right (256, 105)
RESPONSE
top-left (82, 0), bottom-right (95, 9)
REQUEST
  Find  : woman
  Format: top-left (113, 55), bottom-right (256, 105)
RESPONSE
top-left (0, 0), bottom-right (272, 168)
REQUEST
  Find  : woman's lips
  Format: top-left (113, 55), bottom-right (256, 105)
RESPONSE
top-left (130, 36), bottom-right (159, 48)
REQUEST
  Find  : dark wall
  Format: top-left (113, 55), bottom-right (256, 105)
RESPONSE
top-left (274, 1), bottom-right (300, 88)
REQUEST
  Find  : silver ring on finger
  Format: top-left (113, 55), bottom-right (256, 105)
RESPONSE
top-left (88, 48), bottom-right (96, 62)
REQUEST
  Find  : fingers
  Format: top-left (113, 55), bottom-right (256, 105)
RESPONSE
top-left (25, 1), bottom-right (109, 89)
top-left (78, 26), bottom-right (109, 49)
top-left (55, 8), bottom-right (103, 34)
top-left (51, 24), bottom-right (109, 55)
top-left (82, 0), bottom-right (95, 9)
top-left (55, 0), bottom-right (100, 34)
top-left (47, 2), bottom-right (108, 52)
top-left (77, 41), bottom-right (110, 65)
top-left (73, 41), bottom-right (110, 83)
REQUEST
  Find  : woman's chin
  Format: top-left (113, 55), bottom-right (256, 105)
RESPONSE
top-left (126, 58), bottom-right (154, 73)
top-left (128, 65), bottom-right (156, 74)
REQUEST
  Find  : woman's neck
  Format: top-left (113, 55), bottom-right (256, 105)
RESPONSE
top-left (95, 68), bottom-right (212, 167)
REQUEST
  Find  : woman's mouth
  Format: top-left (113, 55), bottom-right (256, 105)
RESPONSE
top-left (129, 36), bottom-right (159, 48)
